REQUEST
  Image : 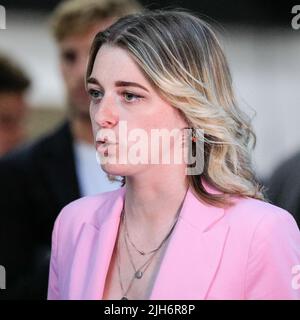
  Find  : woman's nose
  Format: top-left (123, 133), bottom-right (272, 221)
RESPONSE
top-left (93, 96), bottom-right (119, 128)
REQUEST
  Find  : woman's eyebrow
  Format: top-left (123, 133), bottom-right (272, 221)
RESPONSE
top-left (115, 81), bottom-right (149, 93)
top-left (86, 77), bottom-right (149, 93)
top-left (86, 77), bottom-right (101, 86)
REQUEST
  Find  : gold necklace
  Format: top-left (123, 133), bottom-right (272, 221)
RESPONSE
top-left (117, 224), bottom-right (160, 299)
top-left (123, 207), bottom-right (180, 256)
top-left (117, 208), bottom-right (180, 300)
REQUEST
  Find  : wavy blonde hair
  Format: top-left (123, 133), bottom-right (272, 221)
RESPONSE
top-left (87, 9), bottom-right (265, 207)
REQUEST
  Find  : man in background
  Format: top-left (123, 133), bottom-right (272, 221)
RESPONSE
top-left (0, 54), bottom-right (30, 156)
top-left (267, 153), bottom-right (300, 229)
top-left (0, 0), bottom-right (142, 299)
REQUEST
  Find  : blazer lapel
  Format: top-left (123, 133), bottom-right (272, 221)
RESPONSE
top-left (66, 188), bottom-right (125, 300)
top-left (149, 188), bottom-right (230, 300)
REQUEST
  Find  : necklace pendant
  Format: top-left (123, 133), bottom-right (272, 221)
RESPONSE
top-left (121, 296), bottom-right (128, 300)
top-left (135, 270), bottom-right (143, 279)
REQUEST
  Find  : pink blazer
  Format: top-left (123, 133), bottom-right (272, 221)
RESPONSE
top-left (47, 186), bottom-right (300, 300)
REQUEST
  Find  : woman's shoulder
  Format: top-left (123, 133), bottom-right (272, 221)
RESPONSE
top-left (54, 187), bottom-right (125, 233)
top-left (202, 180), bottom-right (297, 232)
top-left (225, 197), bottom-right (299, 239)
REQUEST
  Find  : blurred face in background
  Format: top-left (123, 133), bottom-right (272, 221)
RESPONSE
top-left (58, 20), bottom-right (115, 120)
top-left (0, 92), bottom-right (28, 156)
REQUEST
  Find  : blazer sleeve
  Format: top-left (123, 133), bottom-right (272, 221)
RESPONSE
top-left (47, 214), bottom-right (61, 300)
top-left (245, 209), bottom-right (300, 299)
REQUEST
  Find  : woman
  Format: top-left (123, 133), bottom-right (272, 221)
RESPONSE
top-left (47, 10), bottom-right (300, 300)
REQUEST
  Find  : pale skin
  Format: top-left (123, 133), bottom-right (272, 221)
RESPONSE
top-left (87, 45), bottom-right (190, 299)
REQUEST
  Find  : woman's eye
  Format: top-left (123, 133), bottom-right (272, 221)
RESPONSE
top-left (88, 89), bottom-right (103, 100)
top-left (123, 92), bottom-right (141, 102)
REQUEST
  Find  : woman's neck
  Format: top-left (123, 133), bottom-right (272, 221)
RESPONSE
top-left (123, 167), bottom-right (188, 237)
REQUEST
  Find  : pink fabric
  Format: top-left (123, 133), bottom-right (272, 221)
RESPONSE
top-left (47, 186), bottom-right (300, 300)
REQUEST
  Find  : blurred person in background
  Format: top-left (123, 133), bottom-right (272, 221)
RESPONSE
top-left (0, 0), bottom-right (142, 300)
top-left (267, 153), bottom-right (300, 229)
top-left (0, 54), bottom-right (30, 156)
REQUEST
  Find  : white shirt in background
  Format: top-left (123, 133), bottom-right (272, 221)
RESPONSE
top-left (73, 141), bottom-right (121, 196)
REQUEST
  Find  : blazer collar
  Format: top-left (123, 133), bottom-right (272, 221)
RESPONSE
top-left (65, 187), bottom-right (125, 299)
top-left (149, 188), bottom-right (229, 299)
top-left (67, 184), bottom-right (229, 300)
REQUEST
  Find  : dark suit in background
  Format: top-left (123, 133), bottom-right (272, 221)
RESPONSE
top-left (0, 121), bottom-right (80, 299)
top-left (267, 151), bottom-right (300, 229)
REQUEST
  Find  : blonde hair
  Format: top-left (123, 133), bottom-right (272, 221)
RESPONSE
top-left (87, 9), bottom-right (265, 207)
top-left (51, 0), bottom-right (142, 42)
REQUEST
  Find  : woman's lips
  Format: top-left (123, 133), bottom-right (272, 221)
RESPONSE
top-left (96, 141), bottom-right (117, 155)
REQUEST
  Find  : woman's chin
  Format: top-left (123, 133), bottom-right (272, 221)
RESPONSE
top-left (100, 163), bottom-right (129, 177)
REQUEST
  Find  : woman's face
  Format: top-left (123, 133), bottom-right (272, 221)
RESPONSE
top-left (87, 45), bottom-right (188, 177)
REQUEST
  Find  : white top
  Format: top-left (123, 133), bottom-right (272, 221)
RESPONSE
top-left (73, 141), bottom-right (121, 196)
